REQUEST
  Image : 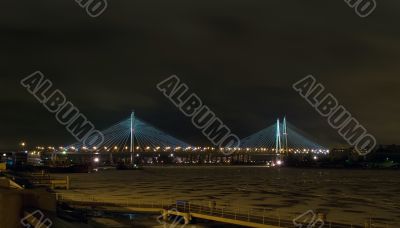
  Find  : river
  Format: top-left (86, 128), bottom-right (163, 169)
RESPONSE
top-left (54, 166), bottom-right (400, 227)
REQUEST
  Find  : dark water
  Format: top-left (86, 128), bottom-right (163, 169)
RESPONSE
top-left (55, 167), bottom-right (400, 227)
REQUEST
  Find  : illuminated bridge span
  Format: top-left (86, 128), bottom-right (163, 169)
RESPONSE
top-left (65, 112), bottom-right (327, 157)
top-left (67, 111), bottom-right (191, 153)
top-left (241, 117), bottom-right (327, 154)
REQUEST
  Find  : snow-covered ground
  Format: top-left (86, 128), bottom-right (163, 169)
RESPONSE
top-left (54, 167), bottom-right (400, 227)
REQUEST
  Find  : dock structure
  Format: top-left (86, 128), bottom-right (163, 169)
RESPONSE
top-left (55, 193), bottom-right (363, 228)
top-left (27, 172), bottom-right (70, 190)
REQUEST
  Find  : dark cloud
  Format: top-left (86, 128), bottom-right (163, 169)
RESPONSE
top-left (0, 0), bottom-right (399, 149)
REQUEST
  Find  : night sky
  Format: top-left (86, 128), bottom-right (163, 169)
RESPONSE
top-left (1, 0), bottom-right (399, 149)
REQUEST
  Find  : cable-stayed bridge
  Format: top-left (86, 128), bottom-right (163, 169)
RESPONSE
top-left (67, 112), bottom-right (190, 153)
top-left (241, 117), bottom-right (326, 154)
top-left (64, 112), bottom-right (328, 160)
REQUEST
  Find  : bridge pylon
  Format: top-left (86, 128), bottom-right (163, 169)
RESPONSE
top-left (275, 118), bottom-right (282, 154)
top-left (130, 110), bottom-right (135, 164)
top-left (282, 116), bottom-right (288, 154)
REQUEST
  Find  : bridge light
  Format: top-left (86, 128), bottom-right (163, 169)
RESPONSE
top-left (114, 146), bottom-right (118, 150)
top-left (94, 157), bottom-right (100, 163)
top-left (276, 160), bottom-right (282, 166)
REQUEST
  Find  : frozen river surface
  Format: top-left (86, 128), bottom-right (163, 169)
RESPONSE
top-left (55, 167), bottom-right (400, 227)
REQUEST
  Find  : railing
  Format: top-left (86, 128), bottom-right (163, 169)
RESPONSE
top-left (52, 193), bottom-right (394, 228)
top-left (25, 172), bottom-right (70, 190)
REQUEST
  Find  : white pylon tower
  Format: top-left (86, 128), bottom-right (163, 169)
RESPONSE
top-left (282, 116), bottom-right (288, 153)
top-left (130, 110), bottom-right (135, 164)
top-left (275, 118), bottom-right (282, 154)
